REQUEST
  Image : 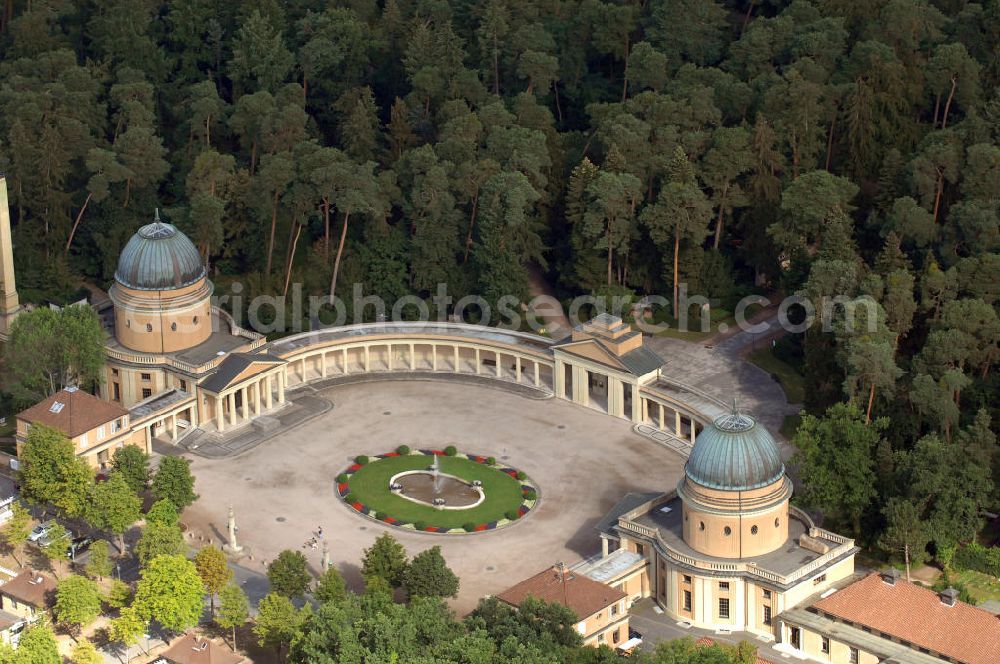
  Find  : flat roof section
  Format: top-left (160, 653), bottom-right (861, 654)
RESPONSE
top-left (630, 496), bottom-right (845, 579)
top-left (580, 549), bottom-right (645, 585)
top-left (129, 388), bottom-right (196, 423)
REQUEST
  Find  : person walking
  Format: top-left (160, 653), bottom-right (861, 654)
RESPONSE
top-left (317, 526), bottom-right (324, 540)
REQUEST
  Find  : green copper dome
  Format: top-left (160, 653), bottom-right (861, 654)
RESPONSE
top-left (684, 408), bottom-right (784, 491)
top-left (115, 212), bottom-right (205, 291)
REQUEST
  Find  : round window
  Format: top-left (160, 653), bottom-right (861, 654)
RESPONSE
top-left (699, 521), bottom-right (705, 531)
top-left (775, 518), bottom-right (780, 528)
top-left (171, 322), bottom-right (177, 331)
top-left (751, 525), bottom-right (759, 535)
top-left (126, 319), bottom-right (131, 328)
top-left (193, 315), bottom-right (199, 325)
top-left (724, 526), bottom-right (732, 536)
top-left (145, 323), bottom-right (153, 332)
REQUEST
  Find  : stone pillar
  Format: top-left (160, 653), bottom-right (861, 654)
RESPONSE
top-left (321, 352), bottom-right (328, 377)
top-left (555, 359), bottom-right (566, 398)
top-left (495, 351), bottom-right (502, 377)
top-left (343, 347), bottom-right (349, 374)
top-left (169, 414), bottom-right (177, 441)
top-left (515, 357), bottom-right (522, 383)
top-left (631, 384), bottom-right (642, 422)
top-left (277, 372), bottom-right (286, 404)
top-left (475, 348), bottom-right (481, 374)
top-left (228, 392), bottom-right (237, 427)
top-left (608, 378), bottom-right (622, 417)
top-left (602, 537), bottom-right (609, 557)
top-left (364, 346), bottom-right (370, 372)
top-left (242, 386), bottom-right (251, 421)
top-left (387, 343), bottom-right (393, 371)
top-left (216, 396), bottom-right (226, 433)
top-left (254, 380), bottom-right (262, 415)
top-left (453, 345), bottom-right (459, 371)
top-left (223, 506), bottom-right (243, 554)
top-left (675, 411), bottom-right (682, 436)
top-left (409, 343), bottom-right (416, 370)
top-left (265, 376), bottom-right (273, 410)
top-left (144, 426), bottom-right (153, 453)
top-left (572, 366), bottom-right (588, 406)
top-left (659, 403), bottom-right (665, 429)
top-left (432, 344), bottom-right (438, 371)
top-left (534, 362), bottom-right (540, 387)
top-left (321, 540), bottom-right (330, 570)
top-left (689, 419), bottom-right (697, 443)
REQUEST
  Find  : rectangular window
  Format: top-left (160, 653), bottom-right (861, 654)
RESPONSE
top-left (613, 629), bottom-right (620, 644)
top-left (142, 388), bottom-right (152, 399)
top-left (180, 379), bottom-right (187, 391)
top-left (813, 573), bottom-right (827, 585)
top-left (719, 598), bottom-right (730, 619)
top-left (140, 373), bottom-right (151, 381)
top-left (763, 606), bottom-right (772, 626)
top-left (821, 637), bottom-right (830, 654)
top-left (96, 426), bottom-right (105, 441)
top-left (683, 590), bottom-right (692, 611)
top-left (719, 581), bottom-right (730, 590)
top-left (683, 575), bottom-right (692, 584)
top-left (611, 603), bottom-right (618, 616)
top-left (763, 589), bottom-right (771, 599)
top-left (597, 633), bottom-right (605, 643)
top-left (78, 432), bottom-right (88, 447)
top-left (113, 383), bottom-right (121, 401)
top-left (849, 647), bottom-right (858, 663)
top-left (635, 543), bottom-right (644, 556)
top-left (112, 368), bottom-right (119, 376)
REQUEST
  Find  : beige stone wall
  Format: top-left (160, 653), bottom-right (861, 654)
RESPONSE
top-left (792, 624), bottom-right (879, 664)
top-left (111, 280), bottom-right (212, 353)
top-left (0, 594), bottom-right (41, 620)
top-left (681, 500), bottom-right (788, 558)
top-left (778, 556), bottom-right (855, 610)
top-left (578, 601), bottom-right (629, 648)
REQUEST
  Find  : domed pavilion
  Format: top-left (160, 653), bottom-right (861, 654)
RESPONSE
top-left (587, 404), bottom-right (858, 637)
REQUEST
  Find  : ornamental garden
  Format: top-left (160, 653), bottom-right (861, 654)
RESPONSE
top-left (337, 446), bottom-right (538, 534)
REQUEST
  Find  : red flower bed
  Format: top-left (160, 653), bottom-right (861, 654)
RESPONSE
top-left (351, 502), bottom-right (364, 510)
top-left (348, 464), bottom-right (361, 472)
top-left (474, 524), bottom-right (488, 532)
top-left (337, 482), bottom-right (349, 493)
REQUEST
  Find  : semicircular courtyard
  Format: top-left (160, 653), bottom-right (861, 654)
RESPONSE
top-left (182, 378), bottom-right (686, 613)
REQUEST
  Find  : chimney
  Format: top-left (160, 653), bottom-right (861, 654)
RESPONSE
top-left (880, 568), bottom-right (900, 586)
top-left (939, 588), bottom-right (959, 607)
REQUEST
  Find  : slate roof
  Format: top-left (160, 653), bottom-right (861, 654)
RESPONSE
top-left (497, 565), bottom-right (626, 620)
top-left (18, 388), bottom-right (128, 438)
top-left (809, 573), bottom-right (1000, 664)
top-left (199, 353), bottom-right (285, 394)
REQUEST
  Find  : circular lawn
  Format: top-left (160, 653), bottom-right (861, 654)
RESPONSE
top-left (337, 449), bottom-right (538, 533)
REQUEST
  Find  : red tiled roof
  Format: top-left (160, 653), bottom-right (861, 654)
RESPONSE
top-left (159, 633), bottom-right (244, 664)
top-left (0, 569), bottom-right (56, 608)
top-left (813, 572), bottom-right (1000, 664)
top-left (18, 388), bottom-right (127, 438)
top-left (496, 565), bottom-right (626, 620)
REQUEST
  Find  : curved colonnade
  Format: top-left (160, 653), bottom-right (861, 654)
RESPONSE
top-left (250, 322), bottom-right (721, 444)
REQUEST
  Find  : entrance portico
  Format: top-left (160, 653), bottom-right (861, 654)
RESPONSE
top-left (553, 314), bottom-right (663, 422)
top-left (198, 353), bottom-right (287, 432)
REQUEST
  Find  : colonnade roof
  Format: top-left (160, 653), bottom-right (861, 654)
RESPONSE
top-left (261, 322), bottom-right (557, 357)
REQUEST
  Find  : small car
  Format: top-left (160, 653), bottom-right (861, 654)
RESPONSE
top-left (66, 536), bottom-right (94, 560)
top-left (38, 527), bottom-right (72, 548)
top-left (28, 521), bottom-right (54, 543)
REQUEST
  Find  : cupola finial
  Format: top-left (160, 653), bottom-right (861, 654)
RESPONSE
top-left (154, 207), bottom-right (161, 223)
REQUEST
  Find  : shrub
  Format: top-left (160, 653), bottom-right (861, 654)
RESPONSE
top-left (524, 490), bottom-right (537, 501)
top-left (516, 471), bottom-right (527, 480)
top-left (396, 445), bottom-right (410, 455)
top-left (462, 523), bottom-right (477, 532)
top-left (954, 542), bottom-right (1000, 577)
top-left (413, 521), bottom-right (427, 531)
top-left (371, 511), bottom-right (382, 520)
top-left (336, 473), bottom-right (349, 483)
top-left (345, 493), bottom-right (358, 504)
top-left (486, 456), bottom-right (496, 465)
top-left (505, 509), bottom-right (519, 521)
top-left (444, 445), bottom-right (457, 456)
top-left (355, 455), bottom-right (369, 465)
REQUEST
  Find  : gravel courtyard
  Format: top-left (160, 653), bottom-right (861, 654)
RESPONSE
top-left (182, 379), bottom-right (686, 613)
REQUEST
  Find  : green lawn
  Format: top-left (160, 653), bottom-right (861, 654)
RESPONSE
top-left (956, 569), bottom-right (1000, 604)
top-left (748, 347), bottom-right (805, 405)
top-left (346, 454), bottom-right (529, 529)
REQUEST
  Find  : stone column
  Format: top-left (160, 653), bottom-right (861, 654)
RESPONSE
top-left (432, 344), bottom-right (438, 371)
top-left (675, 411), bottom-right (682, 436)
top-left (534, 361), bottom-right (540, 387)
top-left (475, 348), bottom-right (481, 374)
top-left (265, 375), bottom-right (273, 410)
top-left (387, 343), bottom-right (393, 371)
top-left (169, 414), bottom-right (177, 441)
top-left (689, 419), bottom-right (697, 443)
top-left (254, 379), bottom-right (262, 415)
top-left (223, 506), bottom-right (242, 554)
top-left (453, 345), bottom-right (459, 372)
top-left (216, 396), bottom-right (226, 433)
top-left (144, 426), bottom-right (153, 453)
top-left (495, 351), bottom-right (502, 377)
top-left (321, 352), bottom-right (328, 377)
top-left (342, 347), bottom-right (349, 374)
top-left (632, 384), bottom-right (642, 422)
top-left (555, 359), bottom-right (565, 398)
top-left (659, 403), bottom-right (665, 429)
top-left (228, 392), bottom-right (237, 427)
top-left (409, 343), bottom-right (416, 370)
top-left (277, 372), bottom-right (286, 404)
top-left (364, 346), bottom-right (370, 372)
top-left (515, 357), bottom-right (522, 383)
top-left (242, 386), bottom-right (251, 421)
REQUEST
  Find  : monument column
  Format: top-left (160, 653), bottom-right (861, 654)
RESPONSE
top-left (0, 176), bottom-right (21, 340)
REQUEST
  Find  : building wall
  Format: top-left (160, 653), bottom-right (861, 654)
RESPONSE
top-left (111, 279), bottom-right (212, 353)
top-left (0, 594), bottom-right (41, 621)
top-left (578, 600), bottom-right (629, 648)
top-left (787, 623), bottom-right (880, 664)
top-left (680, 479), bottom-right (791, 558)
top-left (16, 412), bottom-right (149, 469)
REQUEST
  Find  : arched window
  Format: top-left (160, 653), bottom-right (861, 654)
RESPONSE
top-left (145, 323), bottom-right (152, 332)
top-left (171, 322), bottom-right (177, 331)
top-left (699, 521), bottom-right (705, 531)
top-left (751, 525), bottom-right (758, 535)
